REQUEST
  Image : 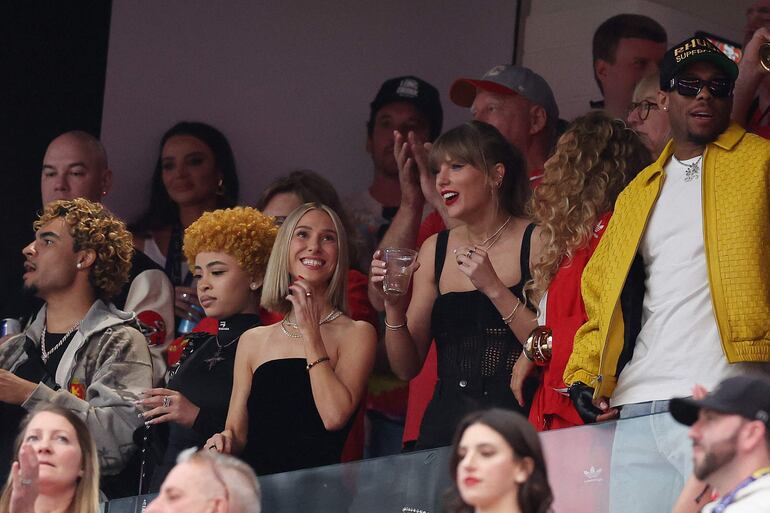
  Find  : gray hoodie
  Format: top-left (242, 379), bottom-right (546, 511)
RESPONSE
top-left (0, 299), bottom-right (153, 475)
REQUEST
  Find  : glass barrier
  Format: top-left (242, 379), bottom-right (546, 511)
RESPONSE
top-left (106, 412), bottom-right (691, 513)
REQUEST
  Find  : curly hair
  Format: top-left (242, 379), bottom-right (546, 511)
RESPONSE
top-left (35, 198), bottom-right (133, 299)
top-left (183, 207), bottom-right (277, 280)
top-left (527, 111), bottom-right (651, 300)
top-left (448, 409), bottom-right (553, 513)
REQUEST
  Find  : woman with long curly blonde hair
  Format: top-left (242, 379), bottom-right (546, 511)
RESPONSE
top-left (512, 111), bottom-right (651, 431)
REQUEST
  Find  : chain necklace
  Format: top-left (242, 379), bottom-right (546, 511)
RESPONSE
top-left (673, 154), bottom-right (703, 182)
top-left (203, 335), bottom-right (241, 370)
top-left (41, 322), bottom-right (81, 363)
top-left (280, 309), bottom-right (343, 339)
top-left (469, 216), bottom-right (512, 250)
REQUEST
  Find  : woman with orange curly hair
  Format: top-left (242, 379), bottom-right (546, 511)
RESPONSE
top-left (135, 207), bottom-right (277, 491)
top-left (511, 111), bottom-right (651, 431)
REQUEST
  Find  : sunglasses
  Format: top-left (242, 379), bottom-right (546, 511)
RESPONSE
top-left (668, 77), bottom-right (734, 98)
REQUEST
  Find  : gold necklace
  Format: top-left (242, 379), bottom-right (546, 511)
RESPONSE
top-left (280, 309), bottom-right (343, 339)
top-left (469, 216), bottom-right (512, 249)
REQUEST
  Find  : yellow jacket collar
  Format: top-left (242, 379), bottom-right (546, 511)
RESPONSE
top-left (643, 122), bottom-right (747, 183)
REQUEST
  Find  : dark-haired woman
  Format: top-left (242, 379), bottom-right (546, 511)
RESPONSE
top-left (449, 409), bottom-right (553, 513)
top-left (131, 121), bottom-right (239, 329)
top-left (371, 121), bottom-right (543, 449)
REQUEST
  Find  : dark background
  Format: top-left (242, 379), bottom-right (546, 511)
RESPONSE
top-left (0, 1), bottom-right (112, 317)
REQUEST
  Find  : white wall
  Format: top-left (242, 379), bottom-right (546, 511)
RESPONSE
top-left (101, 1), bottom-right (518, 221)
top-left (519, 0), bottom-right (749, 120)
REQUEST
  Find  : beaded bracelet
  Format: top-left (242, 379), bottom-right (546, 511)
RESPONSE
top-left (384, 318), bottom-right (408, 331)
top-left (306, 356), bottom-right (330, 371)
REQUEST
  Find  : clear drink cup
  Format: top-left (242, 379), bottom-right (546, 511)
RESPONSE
top-left (382, 248), bottom-right (418, 296)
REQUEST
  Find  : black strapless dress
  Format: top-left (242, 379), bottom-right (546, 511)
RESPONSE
top-left (241, 358), bottom-right (351, 475)
top-left (415, 225), bottom-right (538, 449)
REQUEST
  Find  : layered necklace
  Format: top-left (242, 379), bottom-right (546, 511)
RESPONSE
top-left (469, 216), bottom-right (512, 252)
top-left (40, 322), bottom-right (81, 363)
top-left (280, 309), bottom-right (343, 339)
top-left (673, 154), bottom-right (703, 182)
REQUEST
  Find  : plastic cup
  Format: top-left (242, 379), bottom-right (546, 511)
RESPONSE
top-left (382, 248), bottom-right (418, 296)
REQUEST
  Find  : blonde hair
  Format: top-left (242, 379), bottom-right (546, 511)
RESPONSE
top-left (0, 405), bottom-right (100, 513)
top-left (527, 111), bottom-right (651, 299)
top-left (260, 203), bottom-right (348, 314)
top-left (632, 72), bottom-right (660, 102)
top-left (35, 198), bottom-right (133, 298)
top-left (183, 207), bottom-right (277, 280)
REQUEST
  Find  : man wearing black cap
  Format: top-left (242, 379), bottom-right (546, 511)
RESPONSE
top-left (449, 65), bottom-right (559, 185)
top-left (564, 37), bottom-right (770, 513)
top-left (671, 375), bottom-right (770, 512)
top-left (347, 75), bottom-right (443, 272)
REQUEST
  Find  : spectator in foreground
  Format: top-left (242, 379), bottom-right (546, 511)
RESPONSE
top-left (670, 374), bottom-right (770, 512)
top-left (138, 207), bottom-right (276, 491)
top-left (448, 408), bottom-right (553, 513)
top-left (514, 111), bottom-right (651, 431)
top-left (565, 38), bottom-right (770, 513)
top-left (0, 199), bottom-right (152, 494)
top-left (146, 447), bottom-right (261, 513)
top-left (0, 405), bottom-right (100, 513)
top-left (207, 203), bottom-right (376, 474)
top-left (591, 13), bottom-right (667, 118)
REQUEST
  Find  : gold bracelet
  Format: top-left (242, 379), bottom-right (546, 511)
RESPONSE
top-left (502, 300), bottom-right (521, 325)
top-left (306, 356), bottom-right (330, 371)
top-left (523, 326), bottom-right (553, 366)
top-left (384, 318), bottom-right (408, 330)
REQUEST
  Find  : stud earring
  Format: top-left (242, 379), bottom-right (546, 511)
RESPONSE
top-left (249, 282), bottom-right (258, 291)
top-left (76, 262), bottom-right (82, 269)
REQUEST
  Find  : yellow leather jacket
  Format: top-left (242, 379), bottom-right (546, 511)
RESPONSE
top-left (564, 123), bottom-right (770, 399)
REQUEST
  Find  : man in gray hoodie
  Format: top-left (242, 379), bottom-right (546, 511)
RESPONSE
top-left (0, 198), bottom-right (152, 492)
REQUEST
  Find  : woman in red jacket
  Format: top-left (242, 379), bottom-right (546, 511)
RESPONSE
top-left (512, 112), bottom-right (651, 431)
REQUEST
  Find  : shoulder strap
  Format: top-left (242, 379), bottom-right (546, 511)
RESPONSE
top-left (434, 230), bottom-right (450, 288)
top-left (519, 223), bottom-right (536, 284)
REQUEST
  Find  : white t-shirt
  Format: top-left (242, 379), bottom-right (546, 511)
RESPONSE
top-left (702, 474), bottom-right (770, 513)
top-left (611, 155), bottom-right (764, 406)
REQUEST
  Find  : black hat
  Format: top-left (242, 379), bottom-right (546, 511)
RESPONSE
top-left (670, 375), bottom-right (770, 427)
top-left (659, 37), bottom-right (739, 91)
top-left (369, 76), bottom-right (443, 141)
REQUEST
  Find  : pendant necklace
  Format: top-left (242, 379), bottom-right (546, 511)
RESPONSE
top-left (204, 335), bottom-right (241, 370)
top-left (40, 322), bottom-right (81, 363)
top-left (673, 155), bottom-right (703, 182)
top-left (280, 309), bottom-right (343, 339)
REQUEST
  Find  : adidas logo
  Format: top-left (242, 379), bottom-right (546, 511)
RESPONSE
top-left (583, 465), bottom-right (603, 483)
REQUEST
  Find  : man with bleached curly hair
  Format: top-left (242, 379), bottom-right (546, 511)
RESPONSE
top-left (0, 198), bottom-right (153, 495)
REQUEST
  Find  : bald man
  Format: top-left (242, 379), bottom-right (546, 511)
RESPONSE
top-left (39, 131), bottom-right (174, 383)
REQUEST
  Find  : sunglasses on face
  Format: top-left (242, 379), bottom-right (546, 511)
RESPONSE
top-left (628, 100), bottom-right (659, 121)
top-left (668, 77), bottom-right (734, 98)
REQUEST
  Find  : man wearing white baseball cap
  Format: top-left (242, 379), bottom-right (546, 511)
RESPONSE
top-left (449, 65), bottom-right (559, 185)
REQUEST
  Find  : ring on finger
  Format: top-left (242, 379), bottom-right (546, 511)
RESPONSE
top-left (20, 478), bottom-right (32, 486)
top-left (162, 395), bottom-right (171, 408)
top-left (305, 290), bottom-right (312, 297)
top-left (465, 249), bottom-right (474, 259)
top-left (208, 445), bottom-right (217, 451)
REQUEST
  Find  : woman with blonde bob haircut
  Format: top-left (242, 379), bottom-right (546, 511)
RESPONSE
top-left (207, 203), bottom-right (376, 475)
top-left (0, 405), bottom-right (99, 513)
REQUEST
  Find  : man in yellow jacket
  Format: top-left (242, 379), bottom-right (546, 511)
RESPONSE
top-left (564, 37), bottom-right (770, 512)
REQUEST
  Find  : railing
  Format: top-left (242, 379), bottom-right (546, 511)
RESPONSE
top-left (106, 412), bottom-right (689, 513)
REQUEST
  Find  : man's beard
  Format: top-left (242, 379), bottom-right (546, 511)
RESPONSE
top-left (21, 283), bottom-right (39, 298)
top-left (692, 431), bottom-right (739, 481)
top-left (687, 117), bottom-right (730, 147)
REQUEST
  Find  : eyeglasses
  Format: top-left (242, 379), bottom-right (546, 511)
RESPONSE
top-left (628, 100), bottom-right (659, 121)
top-left (668, 77), bottom-right (734, 98)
